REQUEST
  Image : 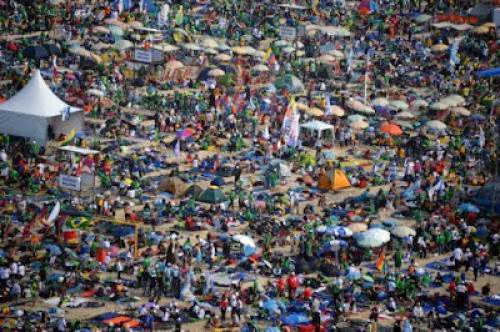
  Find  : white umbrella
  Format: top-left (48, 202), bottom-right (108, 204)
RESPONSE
top-left (372, 97), bottom-right (389, 107)
top-left (349, 120), bottom-right (369, 130)
top-left (252, 64), bottom-right (269, 72)
top-left (155, 43), bottom-right (179, 52)
top-left (204, 48), bottom-right (219, 55)
top-left (113, 39), bottom-right (133, 51)
top-left (232, 235), bottom-right (256, 248)
top-left (445, 94), bottom-right (465, 106)
top-left (282, 46), bottom-right (296, 54)
top-left (217, 43), bottom-right (231, 51)
top-left (389, 100), bottom-right (409, 111)
top-left (426, 120), bottom-right (447, 130)
top-left (390, 225), bottom-right (416, 238)
top-left (208, 68), bottom-right (225, 77)
top-left (440, 97), bottom-right (459, 107)
top-left (451, 107), bottom-right (471, 116)
top-left (182, 43), bottom-right (202, 51)
top-left (359, 105), bottom-right (376, 114)
top-left (430, 101), bottom-right (449, 111)
top-left (395, 111), bottom-right (415, 119)
top-left (93, 26), bottom-right (110, 34)
top-left (356, 228), bottom-right (390, 248)
top-left (202, 38), bottom-right (219, 49)
top-left (414, 14), bottom-right (432, 23)
top-left (412, 99), bottom-right (428, 109)
top-left (214, 53), bottom-right (232, 62)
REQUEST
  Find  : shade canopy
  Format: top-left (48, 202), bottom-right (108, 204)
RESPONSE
top-left (0, 70), bottom-right (80, 117)
top-left (300, 120), bottom-right (334, 132)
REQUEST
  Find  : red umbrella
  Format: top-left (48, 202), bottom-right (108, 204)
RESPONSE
top-left (380, 122), bottom-right (403, 136)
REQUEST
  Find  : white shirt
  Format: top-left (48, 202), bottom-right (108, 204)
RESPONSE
top-left (453, 248), bottom-right (463, 261)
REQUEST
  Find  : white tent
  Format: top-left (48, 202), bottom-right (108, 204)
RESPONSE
top-left (0, 70), bottom-right (83, 145)
top-left (300, 120), bottom-right (334, 141)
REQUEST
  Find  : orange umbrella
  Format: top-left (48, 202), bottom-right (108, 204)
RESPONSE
top-left (380, 122), bottom-right (403, 136)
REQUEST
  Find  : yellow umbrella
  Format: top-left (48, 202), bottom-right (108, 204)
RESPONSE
top-left (202, 38), bottom-right (219, 49)
top-left (330, 105), bottom-right (345, 116)
top-left (431, 44), bottom-right (449, 52)
top-left (232, 46), bottom-right (256, 55)
top-left (306, 107), bottom-right (324, 117)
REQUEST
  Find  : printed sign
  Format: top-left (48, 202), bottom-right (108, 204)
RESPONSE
top-left (58, 175), bottom-right (81, 191)
top-left (279, 26), bottom-right (297, 40)
top-left (134, 49), bottom-right (153, 63)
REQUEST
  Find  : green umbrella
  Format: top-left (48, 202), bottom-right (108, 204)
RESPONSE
top-left (197, 186), bottom-right (228, 204)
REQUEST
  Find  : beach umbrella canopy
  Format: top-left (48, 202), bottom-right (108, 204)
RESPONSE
top-left (389, 100), bottom-right (409, 111)
top-left (451, 107), bottom-right (471, 116)
top-left (281, 313), bottom-right (310, 326)
top-left (252, 64), bottom-right (269, 72)
top-left (215, 53), bottom-right (232, 62)
top-left (380, 122), bottom-right (403, 136)
top-left (332, 226), bottom-right (353, 237)
top-left (208, 68), bottom-right (225, 77)
top-left (390, 225), bottom-right (416, 238)
top-left (347, 114), bottom-right (366, 122)
top-left (395, 111), bottom-right (415, 119)
top-left (350, 120), bottom-right (369, 130)
top-left (182, 43), bottom-right (202, 51)
top-left (431, 44), bottom-right (449, 52)
top-left (356, 228), bottom-right (390, 247)
top-left (202, 38), bottom-right (219, 49)
top-left (412, 99), bottom-right (428, 109)
top-left (232, 46), bottom-right (256, 55)
top-left (93, 26), bottom-right (110, 34)
top-left (426, 120), bottom-right (447, 130)
top-left (23, 45), bottom-right (49, 60)
top-left (155, 43), bottom-right (179, 52)
top-left (372, 97), bottom-right (389, 107)
top-left (318, 54), bottom-right (335, 64)
top-left (347, 222), bottom-right (368, 233)
top-left (282, 46), bottom-right (296, 54)
top-left (330, 105), bottom-right (345, 116)
top-left (114, 39), bottom-right (133, 51)
top-left (430, 101), bottom-right (449, 111)
top-left (415, 14), bottom-right (432, 23)
top-left (457, 203), bottom-right (480, 213)
top-left (445, 94), bottom-right (466, 105)
top-left (197, 186), bottom-right (227, 204)
top-left (232, 234), bottom-right (256, 248)
top-left (306, 107), bottom-right (324, 117)
top-left (439, 97), bottom-right (459, 107)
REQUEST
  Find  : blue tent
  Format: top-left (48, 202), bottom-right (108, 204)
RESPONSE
top-left (476, 67), bottom-right (500, 78)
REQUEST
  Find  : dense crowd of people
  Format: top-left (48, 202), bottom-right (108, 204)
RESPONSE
top-left (0, 0), bottom-right (498, 331)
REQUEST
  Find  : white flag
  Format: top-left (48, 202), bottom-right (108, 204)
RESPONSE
top-left (325, 94), bottom-right (332, 116)
top-left (174, 140), bottom-right (180, 158)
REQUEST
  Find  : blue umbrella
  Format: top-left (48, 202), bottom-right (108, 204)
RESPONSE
top-left (470, 114), bottom-right (485, 122)
top-left (281, 313), bottom-right (310, 326)
top-left (263, 299), bottom-right (286, 313)
top-left (458, 203), bottom-right (480, 213)
top-left (45, 244), bottom-right (62, 256)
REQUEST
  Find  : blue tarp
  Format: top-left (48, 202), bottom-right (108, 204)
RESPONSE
top-left (476, 67), bottom-right (500, 78)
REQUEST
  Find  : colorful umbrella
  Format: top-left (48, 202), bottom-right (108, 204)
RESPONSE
top-left (380, 122), bottom-right (403, 136)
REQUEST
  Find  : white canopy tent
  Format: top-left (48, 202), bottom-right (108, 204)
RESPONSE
top-left (300, 120), bottom-right (334, 143)
top-left (0, 70), bottom-right (83, 145)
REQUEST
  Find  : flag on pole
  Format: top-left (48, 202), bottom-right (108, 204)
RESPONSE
top-left (325, 94), bottom-right (332, 116)
top-left (174, 140), bottom-right (180, 158)
top-left (61, 106), bottom-right (71, 121)
top-left (117, 0), bottom-right (123, 13)
top-left (376, 249), bottom-right (385, 272)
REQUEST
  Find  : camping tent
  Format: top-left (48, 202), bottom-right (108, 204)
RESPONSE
top-left (318, 169), bottom-right (351, 191)
top-left (158, 177), bottom-right (187, 197)
top-left (0, 70), bottom-right (83, 145)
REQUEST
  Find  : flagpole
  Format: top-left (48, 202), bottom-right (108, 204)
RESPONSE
top-left (364, 56), bottom-right (368, 105)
